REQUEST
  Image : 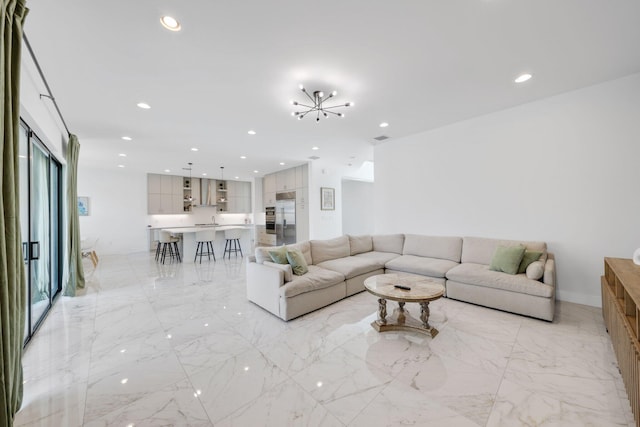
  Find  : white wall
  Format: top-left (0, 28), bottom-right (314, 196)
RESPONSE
top-left (374, 73), bottom-right (640, 307)
top-left (77, 166), bottom-right (149, 254)
top-left (308, 160), bottom-right (345, 240)
top-left (342, 179), bottom-right (375, 235)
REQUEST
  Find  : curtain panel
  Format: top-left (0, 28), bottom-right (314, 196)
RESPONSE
top-left (64, 134), bottom-right (84, 296)
top-left (0, 0), bottom-right (29, 425)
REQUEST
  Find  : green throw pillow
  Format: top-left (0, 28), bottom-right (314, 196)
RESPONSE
top-left (286, 249), bottom-right (309, 276)
top-left (489, 245), bottom-right (526, 275)
top-left (517, 250), bottom-right (543, 274)
top-left (268, 246), bottom-right (288, 264)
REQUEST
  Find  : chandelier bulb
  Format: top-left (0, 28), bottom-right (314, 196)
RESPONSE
top-left (331, 91), bottom-right (337, 96)
top-left (299, 84), bottom-right (304, 90)
top-left (297, 115), bottom-right (303, 120)
top-left (318, 91), bottom-right (324, 98)
top-left (316, 117), bottom-right (320, 122)
top-left (345, 102), bottom-right (353, 107)
top-left (339, 113), bottom-right (345, 118)
top-left (323, 112), bottom-right (328, 117)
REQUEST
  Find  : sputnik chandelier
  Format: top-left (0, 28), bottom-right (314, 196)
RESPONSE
top-left (290, 84), bottom-right (354, 122)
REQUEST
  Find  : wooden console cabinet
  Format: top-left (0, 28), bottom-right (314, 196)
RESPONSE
top-left (602, 257), bottom-right (640, 426)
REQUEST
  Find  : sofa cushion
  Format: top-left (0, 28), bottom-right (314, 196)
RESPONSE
top-left (354, 251), bottom-right (401, 268)
top-left (446, 263), bottom-right (553, 298)
top-left (402, 235), bottom-right (462, 262)
top-left (518, 251), bottom-right (543, 274)
top-left (461, 236), bottom-right (547, 266)
top-left (287, 249), bottom-right (309, 276)
top-left (526, 261), bottom-right (545, 280)
top-left (286, 241), bottom-right (312, 266)
top-left (385, 255), bottom-right (459, 278)
top-left (310, 236), bottom-right (350, 265)
top-left (349, 235), bottom-right (373, 256)
top-left (264, 261), bottom-right (293, 282)
top-left (268, 246), bottom-right (288, 264)
top-left (317, 256), bottom-right (380, 280)
top-left (489, 245), bottom-right (526, 275)
top-left (255, 246), bottom-right (273, 264)
top-left (372, 234), bottom-right (405, 254)
top-left (280, 265), bottom-right (345, 298)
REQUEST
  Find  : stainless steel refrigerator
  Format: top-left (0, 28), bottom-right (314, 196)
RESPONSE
top-left (276, 191), bottom-right (296, 246)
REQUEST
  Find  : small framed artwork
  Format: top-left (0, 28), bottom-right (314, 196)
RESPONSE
top-left (78, 196), bottom-right (90, 216)
top-left (321, 187), bottom-right (335, 210)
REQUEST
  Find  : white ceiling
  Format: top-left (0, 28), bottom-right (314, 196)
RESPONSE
top-left (24, 1), bottom-right (640, 180)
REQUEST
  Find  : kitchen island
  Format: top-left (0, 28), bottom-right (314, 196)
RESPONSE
top-left (158, 225), bottom-right (253, 263)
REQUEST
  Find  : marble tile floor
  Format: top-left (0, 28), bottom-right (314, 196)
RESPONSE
top-left (15, 252), bottom-right (635, 426)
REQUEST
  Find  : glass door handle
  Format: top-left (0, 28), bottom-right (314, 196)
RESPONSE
top-left (29, 241), bottom-right (40, 260)
top-left (22, 242), bottom-right (28, 262)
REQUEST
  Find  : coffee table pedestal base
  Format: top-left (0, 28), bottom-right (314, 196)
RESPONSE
top-left (371, 301), bottom-right (439, 338)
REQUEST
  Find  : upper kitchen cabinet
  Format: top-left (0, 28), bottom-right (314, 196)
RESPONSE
top-left (226, 180), bottom-right (252, 213)
top-left (276, 168), bottom-right (296, 191)
top-left (264, 174), bottom-right (276, 193)
top-left (295, 164), bottom-right (308, 188)
top-left (148, 173), bottom-right (184, 214)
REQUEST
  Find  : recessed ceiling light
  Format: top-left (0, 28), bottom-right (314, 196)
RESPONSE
top-left (253, 170), bottom-right (259, 173)
top-left (118, 153), bottom-right (127, 157)
top-left (247, 130), bottom-right (256, 135)
top-left (137, 102), bottom-right (151, 109)
top-left (191, 148), bottom-right (199, 152)
top-left (235, 176), bottom-right (239, 179)
top-left (160, 16), bottom-right (181, 32)
top-left (312, 146), bottom-right (319, 150)
top-left (280, 162), bottom-right (285, 165)
top-left (121, 136), bottom-right (132, 141)
top-left (379, 122), bottom-right (389, 128)
top-left (118, 164), bottom-right (125, 168)
top-left (240, 156), bottom-right (246, 159)
top-left (515, 73), bottom-right (532, 83)
top-left (164, 169), bottom-right (171, 173)
top-left (202, 173), bottom-right (207, 176)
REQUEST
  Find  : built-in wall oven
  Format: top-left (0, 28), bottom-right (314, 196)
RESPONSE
top-left (265, 206), bottom-right (276, 234)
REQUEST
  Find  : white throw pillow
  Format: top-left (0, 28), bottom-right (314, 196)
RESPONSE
top-left (526, 261), bottom-right (544, 281)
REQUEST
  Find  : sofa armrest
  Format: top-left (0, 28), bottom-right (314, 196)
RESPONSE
top-left (246, 260), bottom-right (285, 317)
top-left (543, 257), bottom-right (556, 288)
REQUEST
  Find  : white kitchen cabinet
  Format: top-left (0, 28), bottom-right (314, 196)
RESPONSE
top-left (148, 174), bottom-right (162, 194)
top-left (295, 164), bottom-right (308, 189)
top-left (295, 186), bottom-right (309, 241)
top-left (264, 174), bottom-right (276, 193)
top-left (264, 191), bottom-right (275, 208)
top-left (148, 173), bottom-right (188, 214)
top-left (225, 181), bottom-right (252, 213)
top-left (276, 168), bottom-right (296, 191)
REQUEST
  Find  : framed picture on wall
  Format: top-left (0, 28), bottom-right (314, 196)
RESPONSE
top-left (321, 187), bottom-right (335, 210)
top-left (78, 196), bottom-right (90, 216)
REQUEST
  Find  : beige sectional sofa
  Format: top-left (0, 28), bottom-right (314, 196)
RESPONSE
top-left (246, 234), bottom-right (556, 322)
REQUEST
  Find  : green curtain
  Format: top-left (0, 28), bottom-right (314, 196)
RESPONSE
top-left (64, 134), bottom-right (84, 296)
top-left (0, 0), bottom-right (29, 425)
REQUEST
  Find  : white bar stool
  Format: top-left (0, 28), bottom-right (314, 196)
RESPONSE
top-left (195, 229), bottom-right (216, 263)
top-left (223, 228), bottom-right (243, 259)
top-left (159, 230), bottom-right (181, 264)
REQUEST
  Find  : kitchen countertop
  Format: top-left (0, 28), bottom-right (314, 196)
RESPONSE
top-left (160, 225), bottom-right (253, 234)
top-left (148, 224), bottom-right (254, 230)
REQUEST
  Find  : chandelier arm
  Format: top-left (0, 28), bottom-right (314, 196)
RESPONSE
top-left (302, 90), bottom-right (316, 104)
top-left (322, 104), bottom-right (351, 110)
top-left (295, 103), bottom-right (316, 109)
top-left (320, 93), bottom-right (334, 103)
top-left (324, 110), bottom-right (343, 117)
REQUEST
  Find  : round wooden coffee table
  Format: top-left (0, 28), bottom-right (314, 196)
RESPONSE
top-left (364, 273), bottom-right (445, 338)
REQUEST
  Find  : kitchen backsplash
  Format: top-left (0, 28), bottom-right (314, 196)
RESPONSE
top-left (149, 207), bottom-right (253, 228)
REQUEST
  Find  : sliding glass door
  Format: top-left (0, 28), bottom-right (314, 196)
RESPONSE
top-left (19, 119), bottom-right (63, 343)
